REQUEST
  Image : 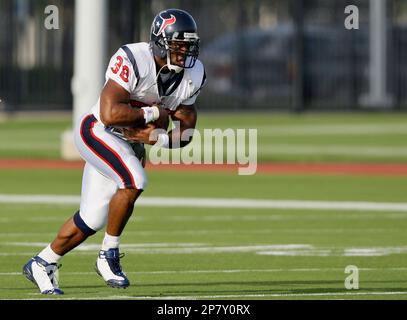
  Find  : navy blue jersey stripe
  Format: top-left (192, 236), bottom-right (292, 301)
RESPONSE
top-left (121, 45), bottom-right (140, 82)
top-left (80, 115), bottom-right (137, 189)
top-left (189, 67), bottom-right (206, 99)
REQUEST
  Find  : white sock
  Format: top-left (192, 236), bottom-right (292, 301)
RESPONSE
top-left (102, 232), bottom-right (120, 251)
top-left (37, 244), bottom-right (62, 264)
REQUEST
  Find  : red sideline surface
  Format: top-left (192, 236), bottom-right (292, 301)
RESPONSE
top-left (1, 159), bottom-right (407, 176)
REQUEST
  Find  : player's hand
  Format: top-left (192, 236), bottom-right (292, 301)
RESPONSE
top-left (153, 105), bottom-right (170, 130)
top-left (121, 124), bottom-right (161, 145)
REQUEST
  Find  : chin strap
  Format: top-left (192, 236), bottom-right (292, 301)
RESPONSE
top-left (156, 63), bottom-right (168, 79)
top-left (163, 38), bottom-right (183, 73)
top-left (166, 53), bottom-right (183, 73)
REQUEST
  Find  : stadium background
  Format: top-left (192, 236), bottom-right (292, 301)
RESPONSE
top-left (2, 0), bottom-right (407, 112)
top-left (1, 0), bottom-right (407, 300)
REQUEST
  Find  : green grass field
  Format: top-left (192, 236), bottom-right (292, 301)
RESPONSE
top-left (1, 169), bottom-right (407, 300)
top-left (1, 112), bottom-right (407, 300)
top-left (1, 112), bottom-right (407, 162)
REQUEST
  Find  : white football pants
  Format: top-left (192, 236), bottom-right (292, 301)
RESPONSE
top-left (73, 113), bottom-right (147, 233)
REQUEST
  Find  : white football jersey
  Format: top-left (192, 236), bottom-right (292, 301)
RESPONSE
top-left (91, 42), bottom-right (206, 123)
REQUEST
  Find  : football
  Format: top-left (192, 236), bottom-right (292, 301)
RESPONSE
top-left (119, 108), bottom-right (170, 143)
top-left (151, 109), bottom-right (170, 131)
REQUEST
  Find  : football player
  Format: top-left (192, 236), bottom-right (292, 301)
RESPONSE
top-left (23, 8), bottom-right (205, 295)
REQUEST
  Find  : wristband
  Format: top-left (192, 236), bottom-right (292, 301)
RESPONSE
top-left (141, 106), bottom-right (160, 124)
top-left (154, 133), bottom-right (170, 148)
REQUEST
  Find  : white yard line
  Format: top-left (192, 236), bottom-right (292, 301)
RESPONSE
top-left (0, 194), bottom-right (80, 205)
top-left (1, 194), bottom-right (407, 212)
top-left (104, 291), bottom-right (407, 299)
top-left (6, 291), bottom-right (407, 300)
top-left (3, 243), bottom-right (314, 254)
top-left (4, 242), bottom-right (407, 256)
top-left (0, 228), bottom-right (399, 238)
top-left (3, 267), bottom-right (407, 276)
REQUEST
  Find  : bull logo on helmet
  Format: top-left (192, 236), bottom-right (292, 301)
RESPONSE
top-left (152, 14), bottom-right (177, 36)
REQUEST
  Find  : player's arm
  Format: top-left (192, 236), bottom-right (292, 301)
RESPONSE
top-left (100, 79), bottom-right (162, 127)
top-left (168, 104), bottom-right (197, 148)
top-left (100, 79), bottom-right (142, 127)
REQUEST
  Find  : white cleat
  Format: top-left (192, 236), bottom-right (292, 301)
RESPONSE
top-left (22, 256), bottom-right (64, 295)
top-left (95, 248), bottom-right (130, 289)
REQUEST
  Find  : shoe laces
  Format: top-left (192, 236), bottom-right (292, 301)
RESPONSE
top-left (107, 253), bottom-right (125, 275)
top-left (33, 259), bottom-right (62, 290)
top-left (41, 262), bottom-right (62, 288)
top-left (49, 264), bottom-right (62, 288)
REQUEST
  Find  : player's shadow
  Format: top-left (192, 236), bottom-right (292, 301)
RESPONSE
top-left (7, 284), bottom-right (108, 295)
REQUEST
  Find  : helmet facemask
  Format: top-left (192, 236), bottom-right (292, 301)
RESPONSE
top-left (161, 34), bottom-right (200, 73)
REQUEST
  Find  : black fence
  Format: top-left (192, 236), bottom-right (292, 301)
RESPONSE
top-left (1, 0), bottom-right (406, 112)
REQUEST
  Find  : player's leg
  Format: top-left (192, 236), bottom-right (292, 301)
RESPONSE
top-left (75, 114), bottom-right (147, 288)
top-left (50, 162), bottom-right (118, 254)
top-left (23, 114), bottom-right (147, 293)
top-left (106, 188), bottom-right (142, 236)
top-left (94, 154), bottom-right (146, 288)
top-left (22, 162), bottom-right (117, 295)
top-left (95, 187), bottom-right (142, 288)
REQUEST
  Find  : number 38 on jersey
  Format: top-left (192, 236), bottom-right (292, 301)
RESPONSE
top-left (110, 56), bottom-right (130, 83)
